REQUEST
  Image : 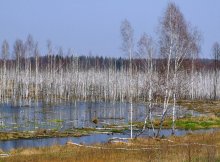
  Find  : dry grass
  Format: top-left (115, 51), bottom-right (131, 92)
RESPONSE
top-left (1, 131), bottom-right (220, 162)
top-left (178, 100), bottom-right (220, 116)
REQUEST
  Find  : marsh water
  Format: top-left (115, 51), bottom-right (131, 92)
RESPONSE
top-left (0, 101), bottom-right (199, 131)
top-left (0, 101), bottom-right (204, 151)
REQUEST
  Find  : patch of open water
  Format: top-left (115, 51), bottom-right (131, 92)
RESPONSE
top-left (0, 101), bottom-right (201, 131)
top-left (0, 101), bottom-right (208, 151)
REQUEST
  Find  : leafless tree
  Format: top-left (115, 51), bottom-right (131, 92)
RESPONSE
top-left (136, 33), bottom-right (156, 137)
top-left (157, 2), bottom-right (194, 136)
top-left (213, 42), bottom-right (220, 100)
top-left (24, 34), bottom-right (35, 105)
top-left (13, 39), bottom-right (25, 105)
top-left (34, 43), bottom-right (39, 104)
top-left (47, 40), bottom-right (53, 77)
top-left (120, 19), bottom-right (134, 139)
top-left (14, 39), bottom-right (24, 73)
top-left (1, 40), bottom-right (9, 102)
top-left (189, 27), bottom-right (201, 100)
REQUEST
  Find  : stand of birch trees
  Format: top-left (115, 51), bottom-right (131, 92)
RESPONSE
top-left (0, 40), bottom-right (219, 106)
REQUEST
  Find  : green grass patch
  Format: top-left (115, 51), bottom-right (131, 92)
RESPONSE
top-left (48, 119), bottom-right (64, 123)
top-left (176, 121), bottom-right (197, 130)
top-left (111, 129), bottom-right (124, 133)
top-left (170, 117), bottom-right (220, 130)
top-left (133, 117), bottom-right (220, 130)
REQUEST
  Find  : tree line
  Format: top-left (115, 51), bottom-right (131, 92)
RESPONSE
top-left (0, 38), bottom-right (219, 103)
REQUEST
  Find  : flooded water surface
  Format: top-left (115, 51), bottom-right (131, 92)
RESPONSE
top-left (0, 101), bottom-right (206, 151)
top-left (0, 101), bottom-right (199, 131)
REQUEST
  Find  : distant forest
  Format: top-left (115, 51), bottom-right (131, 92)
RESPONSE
top-left (0, 39), bottom-right (219, 106)
top-left (0, 54), bottom-right (216, 72)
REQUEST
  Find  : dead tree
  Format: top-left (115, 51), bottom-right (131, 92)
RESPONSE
top-left (213, 42), bottom-right (220, 100)
top-left (189, 27), bottom-right (201, 100)
top-left (1, 40), bottom-right (9, 102)
top-left (13, 39), bottom-right (25, 106)
top-left (120, 19), bottom-right (134, 139)
top-left (25, 34), bottom-right (35, 105)
top-left (136, 33), bottom-right (156, 137)
top-left (34, 43), bottom-right (39, 104)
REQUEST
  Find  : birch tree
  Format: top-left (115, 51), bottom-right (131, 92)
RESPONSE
top-left (157, 2), bottom-right (193, 136)
top-left (34, 43), bottom-right (39, 104)
top-left (1, 40), bottom-right (9, 102)
top-left (136, 33), bottom-right (155, 137)
top-left (25, 35), bottom-right (34, 105)
top-left (120, 19), bottom-right (134, 139)
top-left (189, 27), bottom-right (201, 100)
top-left (13, 39), bottom-right (25, 105)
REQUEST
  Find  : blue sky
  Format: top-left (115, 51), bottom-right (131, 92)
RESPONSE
top-left (0, 0), bottom-right (220, 58)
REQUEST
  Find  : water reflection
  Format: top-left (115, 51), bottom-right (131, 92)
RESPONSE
top-left (0, 101), bottom-right (199, 132)
top-left (0, 101), bottom-right (211, 151)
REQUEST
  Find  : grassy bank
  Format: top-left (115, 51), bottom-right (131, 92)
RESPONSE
top-left (0, 129), bottom-right (88, 140)
top-left (0, 131), bottom-right (219, 162)
top-left (0, 116), bottom-right (219, 141)
top-left (177, 100), bottom-right (220, 116)
top-left (0, 127), bottom-right (125, 141)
